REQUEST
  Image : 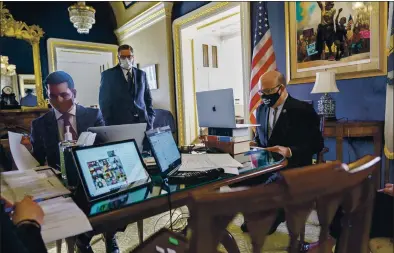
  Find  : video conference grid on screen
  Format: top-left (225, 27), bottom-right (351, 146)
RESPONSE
top-left (75, 142), bottom-right (148, 197)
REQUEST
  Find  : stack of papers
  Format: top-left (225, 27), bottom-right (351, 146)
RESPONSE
top-left (179, 154), bottom-right (242, 175)
top-left (1, 169), bottom-right (92, 243)
top-left (1, 170), bottom-right (70, 203)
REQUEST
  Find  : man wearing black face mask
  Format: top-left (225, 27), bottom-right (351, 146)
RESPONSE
top-left (254, 70), bottom-right (323, 169)
top-left (241, 71), bottom-right (324, 243)
top-left (99, 44), bottom-right (155, 130)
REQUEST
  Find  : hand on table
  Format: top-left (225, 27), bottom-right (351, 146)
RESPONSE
top-left (378, 183), bottom-right (393, 197)
top-left (265, 146), bottom-right (292, 158)
top-left (12, 196), bottom-right (44, 225)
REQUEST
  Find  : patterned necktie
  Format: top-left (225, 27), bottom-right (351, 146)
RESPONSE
top-left (127, 70), bottom-right (134, 91)
top-left (60, 113), bottom-right (77, 140)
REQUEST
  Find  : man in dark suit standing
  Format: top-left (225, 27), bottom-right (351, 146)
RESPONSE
top-left (242, 71), bottom-right (324, 244)
top-left (30, 71), bottom-right (119, 253)
top-left (99, 44), bottom-right (155, 130)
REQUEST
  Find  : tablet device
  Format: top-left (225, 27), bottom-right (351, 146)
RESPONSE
top-left (73, 139), bottom-right (151, 202)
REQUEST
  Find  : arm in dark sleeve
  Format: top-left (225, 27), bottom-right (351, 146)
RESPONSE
top-left (30, 120), bottom-right (46, 166)
top-left (254, 129), bottom-right (262, 147)
top-left (15, 222), bottom-right (47, 253)
top-left (95, 109), bottom-right (106, 127)
top-left (99, 72), bottom-right (112, 125)
top-left (289, 105), bottom-right (324, 159)
top-left (143, 72), bottom-right (155, 127)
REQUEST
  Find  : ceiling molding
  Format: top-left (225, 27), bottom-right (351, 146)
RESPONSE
top-left (115, 2), bottom-right (173, 42)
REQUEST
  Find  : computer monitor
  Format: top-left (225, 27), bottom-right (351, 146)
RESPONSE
top-left (73, 139), bottom-right (151, 202)
top-left (145, 126), bottom-right (181, 175)
top-left (88, 123), bottom-right (147, 152)
top-left (196, 89), bottom-right (258, 128)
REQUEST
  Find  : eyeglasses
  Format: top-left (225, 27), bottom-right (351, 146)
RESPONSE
top-left (48, 92), bottom-right (72, 101)
top-left (258, 84), bottom-right (282, 95)
top-left (119, 55), bottom-right (134, 60)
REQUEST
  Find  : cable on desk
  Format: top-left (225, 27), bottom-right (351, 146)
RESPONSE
top-left (162, 178), bottom-right (174, 231)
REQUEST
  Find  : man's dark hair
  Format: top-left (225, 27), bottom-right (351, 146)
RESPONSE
top-left (25, 89), bottom-right (33, 94)
top-left (118, 44), bottom-right (133, 53)
top-left (44, 71), bottom-right (74, 89)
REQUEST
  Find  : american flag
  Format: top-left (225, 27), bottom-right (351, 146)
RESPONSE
top-left (249, 2), bottom-right (277, 124)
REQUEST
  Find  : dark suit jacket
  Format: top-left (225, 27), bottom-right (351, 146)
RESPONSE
top-left (255, 96), bottom-right (324, 168)
top-left (1, 202), bottom-right (47, 253)
top-left (30, 104), bottom-right (105, 168)
top-left (99, 65), bottom-right (155, 129)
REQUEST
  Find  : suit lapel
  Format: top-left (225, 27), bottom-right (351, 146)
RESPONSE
top-left (76, 105), bottom-right (87, 135)
top-left (269, 97), bottom-right (291, 142)
top-left (45, 110), bottom-right (60, 145)
top-left (132, 67), bottom-right (138, 96)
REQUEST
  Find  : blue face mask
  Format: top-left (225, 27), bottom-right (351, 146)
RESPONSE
top-left (261, 89), bottom-right (281, 108)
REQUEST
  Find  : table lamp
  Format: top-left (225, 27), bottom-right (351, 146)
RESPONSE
top-left (311, 71), bottom-right (339, 121)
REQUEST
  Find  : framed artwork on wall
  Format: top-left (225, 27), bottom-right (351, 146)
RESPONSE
top-left (212, 45), bottom-right (218, 68)
top-left (141, 64), bottom-right (158, 90)
top-left (285, 2), bottom-right (387, 84)
top-left (202, 44), bottom-right (209, 67)
top-left (123, 2), bottom-right (136, 9)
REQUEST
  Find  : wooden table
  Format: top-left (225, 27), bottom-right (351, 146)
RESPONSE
top-left (323, 121), bottom-right (384, 185)
top-left (64, 155), bottom-right (287, 253)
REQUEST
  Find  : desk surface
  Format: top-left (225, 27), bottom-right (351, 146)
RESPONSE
top-left (73, 150), bottom-right (286, 233)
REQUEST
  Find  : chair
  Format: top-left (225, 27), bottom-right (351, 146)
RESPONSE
top-left (131, 155), bottom-right (379, 253)
top-left (153, 109), bottom-right (176, 133)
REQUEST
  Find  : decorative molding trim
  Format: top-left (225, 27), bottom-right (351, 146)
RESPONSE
top-left (173, 2), bottom-right (251, 145)
top-left (115, 2), bottom-right (173, 42)
top-left (47, 38), bottom-right (118, 74)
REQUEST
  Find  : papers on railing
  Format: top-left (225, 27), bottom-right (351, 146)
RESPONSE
top-left (39, 197), bottom-right (92, 243)
top-left (179, 154), bottom-right (242, 175)
top-left (8, 131), bottom-right (40, 170)
top-left (1, 169), bottom-right (70, 204)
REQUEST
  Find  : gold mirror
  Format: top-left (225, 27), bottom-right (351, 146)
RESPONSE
top-left (0, 2), bottom-right (46, 110)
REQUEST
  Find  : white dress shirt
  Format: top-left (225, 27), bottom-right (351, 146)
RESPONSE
top-left (54, 105), bottom-right (77, 141)
top-left (122, 67), bottom-right (132, 82)
top-left (268, 94), bottom-right (288, 138)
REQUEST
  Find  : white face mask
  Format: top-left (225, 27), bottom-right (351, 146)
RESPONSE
top-left (119, 58), bottom-right (133, 69)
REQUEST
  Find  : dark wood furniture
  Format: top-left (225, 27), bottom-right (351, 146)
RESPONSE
top-left (0, 109), bottom-right (49, 136)
top-left (176, 155), bottom-right (378, 253)
top-left (323, 121), bottom-right (384, 186)
top-left (64, 152), bottom-right (287, 253)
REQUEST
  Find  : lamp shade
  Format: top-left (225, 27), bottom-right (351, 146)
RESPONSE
top-left (311, 71), bottom-right (339, 94)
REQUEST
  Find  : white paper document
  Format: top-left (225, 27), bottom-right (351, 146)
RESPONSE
top-left (77, 132), bottom-right (97, 146)
top-left (1, 170), bottom-right (70, 203)
top-left (39, 197), bottom-right (92, 243)
top-left (8, 131), bottom-right (40, 170)
top-left (179, 154), bottom-right (242, 175)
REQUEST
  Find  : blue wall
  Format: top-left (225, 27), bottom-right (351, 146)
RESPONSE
top-left (172, 1), bottom-right (387, 165)
top-left (264, 2), bottom-right (386, 164)
top-left (0, 1), bottom-right (118, 93)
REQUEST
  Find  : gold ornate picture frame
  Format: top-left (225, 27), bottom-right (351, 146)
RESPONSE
top-left (285, 2), bottom-right (387, 84)
top-left (0, 2), bottom-right (46, 109)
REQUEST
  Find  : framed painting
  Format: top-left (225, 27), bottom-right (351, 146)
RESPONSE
top-left (141, 64), bottom-right (158, 90)
top-left (285, 2), bottom-right (387, 84)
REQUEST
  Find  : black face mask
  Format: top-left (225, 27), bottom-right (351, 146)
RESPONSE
top-left (261, 89), bottom-right (281, 108)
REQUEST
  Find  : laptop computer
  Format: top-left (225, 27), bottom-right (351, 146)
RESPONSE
top-left (145, 126), bottom-right (224, 183)
top-left (88, 123), bottom-right (147, 152)
top-left (72, 139), bottom-right (151, 202)
top-left (145, 126), bottom-right (181, 177)
top-left (196, 88), bottom-right (259, 128)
